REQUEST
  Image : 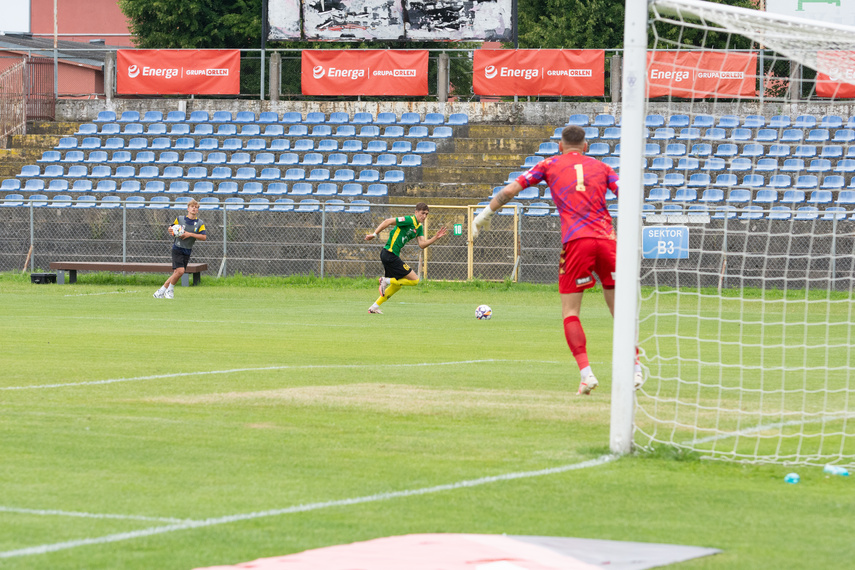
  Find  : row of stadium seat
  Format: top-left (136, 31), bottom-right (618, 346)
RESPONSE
top-left (0, 178), bottom-right (395, 197)
top-left (565, 113), bottom-right (855, 130)
top-left (59, 134), bottom-right (444, 151)
top-left (15, 162), bottom-right (414, 180)
top-left (553, 126), bottom-right (855, 144)
top-left (585, 142), bottom-right (855, 159)
top-left (38, 149), bottom-right (432, 166)
top-left (93, 110), bottom-right (469, 126)
top-left (74, 124), bottom-right (452, 139)
top-left (0, 194), bottom-right (378, 212)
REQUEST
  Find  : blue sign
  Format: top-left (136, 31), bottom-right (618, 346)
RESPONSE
top-left (642, 226), bottom-right (689, 259)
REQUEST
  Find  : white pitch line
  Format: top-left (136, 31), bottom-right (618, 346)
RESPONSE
top-left (0, 455), bottom-right (617, 560)
top-left (0, 506), bottom-right (191, 524)
top-left (1, 360), bottom-right (560, 391)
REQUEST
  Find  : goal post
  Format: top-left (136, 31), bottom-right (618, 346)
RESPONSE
top-left (613, 0), bottom-right (855, 467)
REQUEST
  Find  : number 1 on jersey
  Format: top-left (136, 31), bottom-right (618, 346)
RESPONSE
top-left (574, 164), bottom-right (586, 192)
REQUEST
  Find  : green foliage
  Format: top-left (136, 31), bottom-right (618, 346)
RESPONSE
top-left (119, 0), bottom-right (263, 49)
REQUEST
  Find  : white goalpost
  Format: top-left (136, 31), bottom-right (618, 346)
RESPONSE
top-left (612, 0), bottom-right (855, 467)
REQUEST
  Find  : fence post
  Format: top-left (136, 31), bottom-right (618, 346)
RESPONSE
top-left (320, 205), bottom-right (326, 278)
top-left (610, 54), bottom-right (621, 104)
top-left (437, 52), bottom-right (449, 102)
top-left (269, 52), bottom-right (281, 102)
top-left (105, 52), bottom-right (115, 103)
top-left (122, 201), bottom-right (127, 263)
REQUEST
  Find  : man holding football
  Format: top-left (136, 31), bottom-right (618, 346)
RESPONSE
top-left (472, 125), bottom-right (643, 395)
top-left (153, 198), bottom-right (207, 299)
top-left (365, 202), bottom-right (448, 314)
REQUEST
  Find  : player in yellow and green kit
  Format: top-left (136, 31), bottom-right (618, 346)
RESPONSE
top-left (364, 202), bottom-right (447, 314)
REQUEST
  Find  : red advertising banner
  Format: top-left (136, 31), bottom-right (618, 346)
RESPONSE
top-left (816, 51), bottom-right (855, 98)
top-left (647, 51), bottom-right (757, 98)
top-left (301, 50), bottom-right (428, 96)
top-left (473, 50), bottom-right (604, 96)
top-left (117, 50), bottom-right (240, 95)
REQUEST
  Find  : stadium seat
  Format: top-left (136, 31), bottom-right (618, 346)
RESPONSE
top-left (118, 180), bottom-right (140, 193)
top-left (702, 157), bottom-right (726, 171)
top-left (833, 129), bottom-right (855, 143)
top-left (767, 206), bottom-right (792, 220)
top-left (288, 182), bottom-right (311, 196)
top-left (167, 181), bottom-right (190, 194)
top-left (285, 125), bottom-right (310, 137)
top-left (142, 180), bottom-right (165, 193)
top-left (566, 113), bottom-right (589, 126)
top-left (714, 144), bottom-right (738, 158)
top-left (644, 114), bottom-right (665, 128)
top-left (754, 128), bottom-right (777, 143)
top-left (664, 143), bottom-right (687, 157)
top-left (207, 167), bottom-right (230, 180)
top-left (281, 112), bottom-right (302, 124)
top-left (193, 181), bottom-right (214, 194)
top-left (821, 206), bottom-right (847, 219)
top-left (307, 168), bottom-right (331, 182)
top-left (373, 112), bottom-right (395, 125)
top-left (259, 168), bottom-right (281, 181)
top-left (447, 113), bottom-right (469, 126)
top-left (767, 144), bottom-right (791, 157)
top-left (399, 112), bottom-right (420, 125)
top-left (676, 157), bottom-right (700, 170)
top-left (431, 126), bottom-right (453, 139)
top-left (47, 179), bottom-right (69, 191)
top-left (689, 143), bottom-right (712, 157)
top-left (794, 145), bottom-right (817, 158)
top-left (791, 114), bottom-right (816, 129)
top-left (592, 114), bottom-right (616, 127)
top-left (423, 113), bottom-right (444, 126)
top-left (365, 183), bottom-right (388, 197)
top-left (64, 165), bottom-right (88, 178)
top-left (677, 127), bottom-right (701, 140)
top-left (730, 128), bottom-right (752, 141)
top-left (39, 164), bottom-right (62, 178)
top-left (347, 199), bottom-right (371, 213)
top-left (662, 173), bottom-right (685, 187)
top-left (223, 197), bottom-right (245, 210)
top-left (713, 174), bottom-right (738, 187)
top-left (793, 206), bottom-right (819, 220)
top-left (381, 126), bottom-right (405, 138)
top-left (88, 165), bottom-right (111, 179)
top-left (228, 152), bottom-right (251, 165)
top-left (739, 205), bottom-right (764, 220)
top-left (727, 157), bottom-right (752, 171)
top-left (769, 115), bottom-right (791, 128)
top-left (648, 157), bottom-right (672, 171)
top-left (70, 195), bottom-right (96, 209)
top-left (741, 174), bottom-right (765, 188)
top-left (753, 189), bottom-right (778, 204)
top-left (234, 167), bottom-right (256, 180)
top-left (310, 182), bottom-right (334, 197)
top-left (124, 124), bottom-right (145, 135)
top-left (753, 158), bottom-right (778, 173)
top-left (264, 182), bottom-right (287, 196)
top-left (807, 159), bottom-right (832, 172)
top-left (780, 129), bottom-right (805, 143)
top-left (94, 110), bottom-right (116, 123)
top-left (340, 183), bottom-right (363, 197)
top-left (400, 154), bottom-right (422, 167)
top-left (272, 198), bottom-right (295, 211)
top-left (356, 169), bottom-right (380, 183)
top-left (795, 175), bottom-right (819, 190)
top-left (381, 170), bottom-right (404, 184)
top-left (601, 127), bottom-right (621, 140)
top-left (213, 181), bottom-right (237, 195)
top-left (283, 168), bottom-right (306, 181)
top-left (240, 182), bottom-right (263, 195)
top-left (301, 153), bottom-right (324, 166)
top-left (821, 145), bottom-right (844, 158)
top-left (390, 141), bottom-right (413, 154)
top-left (332, 169), bottom-right (355, 182)
top-left (743, 115), bottom-right (765, 128)
top-left (717, 115), bottom-right (740, 129)
top-left (310, 125), bottom-right (333, 137)
top-left (781, 190), bottom-right (806, 205)
top-left (536, 142), bottom-right (559, 155)
top-left (295, 198), bottom-right (321, 212)
top-left (672, 188), bottom-right (697, 202)
top-left (588, 143), bottom-right (610, 156)
top-left (768, 175), bottom-right (792, 188)
top-left (820, 115), bottom-right (844, 129)
top-left (414, 141), bottom-right (437, 154)
top-left (806, 129), bottom-right (830, 143)
top-left (835, 158), bottom-right (855, 172)
top-left (253, 153), bottom-right (275, 166)
top-left (651, 127), bottom-right (675, 140)
top-left (726, 189), bottom-right (751, 204)
top-left (703, 127), bottom-right (726, 140)
top-left (275, 153), bottom-right (299, 166)
top-left (667, 114), bottom-right (690, 128)
top-left (687, 173), bottom-right (712, 187)
top-left (1, 192), bottom-right (24, 207)
top-left (837, 190), bottom-right (855, 205)
top-left (646, 187), bottom-right (670, 202)
top-left (185, 167), bottom-right (208, 180)
top-left (821, 175), bottom-right (845, 189)
top-left (781, 158), bottom-right (805, 172)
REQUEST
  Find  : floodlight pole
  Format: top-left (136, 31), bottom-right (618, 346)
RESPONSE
top-left (261, 0), bottom-right (268, 100)
top-left (610, 0), bottom-right (648, 456)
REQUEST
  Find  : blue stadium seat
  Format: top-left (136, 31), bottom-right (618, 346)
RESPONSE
top-left (807, 159), bottom-right (832, 172)
top-left (56, 137), bottom-right (77, 150)
top-left (588, 143), bottom-right (609, 156)
top-left (795, 175), bottom-right (819, 190)
top-left (792, 145), bottom-right (816, 158)
top-left (792, 114), bottom-right (817, 129)
top-left (234, 167), bottom-right (256, 180)
top-left (391, 141), bottom-right (413, 154)
top-left (365, 183), bottom-right (389, 197)
top-left (141, 180), bottom-right (165, 193)
top-left (821, 175), bottom-right (845, 189)
top-left (381, 126), bottom-right (405, 138)
top-left (767, 144), bottom-right (791, 157)
top-left (768, 174), bottom-right (792, 188)
top-left (644, 143), bottom-right (660, 156)
top-left (821, 206), bottom-right (847, 219)
top-left (264, 183), bottom-right (288, 196)
top-left (781, 158), bottom-right (805, 172)
top-left (332, 169), bottom-right (355, 182)
top-left (381, 170), bottom-right (404, 184)
top-left (753, 189), bottom-right (778, 203)
top-left (743, 115), bottom-right (765, 128)
top-left (314, 182), bottom-right (337, 197)
top-left (422, 113), bottom-right (444, 126)
top-left (833, 129), bottom-right (855, 143)
top-left (113, 166), bottom-right (136, 179)
top-left (601, 127), bottom-right (621, 140)
top-left (714, 144), bottom-right (737, 158)
top-left (769, 115), bottom-right (791, 128)
top-left (213, 181), bottom-right (238, 195)
top-left (284, 168), bottom-right (305, 181)
top-left (713, 174), bottom-right (738, 187)
top-left (644, 114), bottom-right (665, 128)
top-left (648, 157), bottom-right (672, 171)
top-left (728, 157), bottom-right (752, 171)
top-left (47, 179), bottom-right (69, 191)
top-left (752, 158), bottom-right (776, 172)
top-left (211, 111), bottom-right (233, 123)
top-left (702, 157), bottom-right (726, 171)
top-left (837, 190), bottom-right (855, 205)
top-left (70, 180), bottom-right (91, 192)
top-left (356, 169), bottom-right (380, 183)
top-left (281, 111), bottom-right (302, 124)
top-left (94, 110), bottom-right (116, 123)
top-left (689, 143), bottom-right (712, 157)
top-left (664, 143), bottom-right (686, 157)
top-left (166, 181), bottom-right (190, 194)
top-left (673, 188), bottom-right (697, 202)
top-left (651, 127), bottom-right (675, 140)
top-left (687, 173), bottom-right (712, 187)
top-left (667, 114), bottom-right (690, 128)
top-left (400, 112), bottom-right (420, 125)
top-left (350, 154), bottom-right (372, 167)
top-left (566, 113), bottom-right (590, 126)
top-left (662, 173), bottom-right (685, 187)
top-left (373, 112), bottom-right (396, 125)
top-left (64, 165), bottom-right (88, 178)
top-left (188, 111), bottom-right (210, 123)
top-left (806, 129), bottom-right (830, 143)
top-left (677, 127), bottom-right (700, 140)
top-left (781, 190), bottom-right (806, 205)
top-left (246, 198), bottom-right (270, 211)
top-left (259, 168), bottom-right (280, 181)
top-left (717, 115), bottom-right (740, 128)
top-left (739, 205), bottom-right (764, 220)
top-left (340, 183), bottom-right (363, 197)
top-left (430, 126), bottom-right (453, 139)
top-left (536, 142), bottom-right (559, 155)
top-left (0, 193), bottom-right (24, 207)
top-left (310, 125), bottom-right (332, 137)
top-left (240, 182), bottom-right (263, 195)
top-left (703, 127), bottom-right (726, 140)
top-left (755, 129), bottom-right (778, 142)
top-left (447, 113), bottom-right (468, 126)
top-left (646, 187), bottom-right (670, 202)
top-left (192, 181), bottom-right (213, 194)
top-left (265, 125), bottom-right (286, 137)
top-left (820, 145), bottom-right (844, 158)
top-left (39, 164), bottom-right (62, 178)
top-left (726, 188), bottom-right (751, 204)
top-left (285, 125), bottom-right (310, 137)
top-left (307, 168), bottom-right (331, 182)
top-left (741, 174), bottom-right (765, 188)
top-left (676, 157), bottom-right (699, 170)
top-left (289, 184), bottom-right (313, 197)
top-left (88, 165), bottom-right (111, 179)
top-left (730, 128), bottom-right (752, 141)
top-left (357, 126), bottom-right (381, 138)
top-left (820, 115), bottom-right (844, 129)
top-left (781, 129), bottom-right (804, 143)
top-left (767, 206), bottom-right (792, 220)
top-left (793, 206), bottom-right (818, 220)
top-left (272, 198), bottom-right (295, 211)
top-left (146, 123), bottom-right (166, 135)
top-left (224, 197), bottom-right (245, 210)
top-left (301, 153), bottom-right (324, 166)
top-left (592, 114), bottom-right (616, 127)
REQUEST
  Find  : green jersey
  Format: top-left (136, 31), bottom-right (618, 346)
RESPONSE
top-left (384, 215), bottom-right (424, 256)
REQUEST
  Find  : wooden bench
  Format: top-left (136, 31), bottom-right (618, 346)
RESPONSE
top-left (49, 262), bottom-right (208, 286)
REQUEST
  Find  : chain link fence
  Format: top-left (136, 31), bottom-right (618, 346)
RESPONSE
top-left (0, 201), bottom-right (535, 282)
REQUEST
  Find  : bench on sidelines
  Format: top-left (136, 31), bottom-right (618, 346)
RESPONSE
top-left (49, 262), bottom-right (208, 286)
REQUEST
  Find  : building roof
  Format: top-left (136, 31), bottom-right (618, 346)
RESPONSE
top-left (0, 32), bottom-right (121, 69)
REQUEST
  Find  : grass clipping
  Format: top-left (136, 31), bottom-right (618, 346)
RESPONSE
top-left (151, 384), bottom-right (608, 422)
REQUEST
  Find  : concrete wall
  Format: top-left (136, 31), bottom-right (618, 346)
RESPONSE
top-left (56, 99), bottom-right (855, 125)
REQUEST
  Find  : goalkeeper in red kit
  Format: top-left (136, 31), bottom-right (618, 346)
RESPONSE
top-left (472, 125), bottom-right (643, 395)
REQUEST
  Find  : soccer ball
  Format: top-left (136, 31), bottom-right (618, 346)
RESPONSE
top-left (171, 224), bottom-right (184, 238)
top-left (475, 304), bottom-right (492, 320)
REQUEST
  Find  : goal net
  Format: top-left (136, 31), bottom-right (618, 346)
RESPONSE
top-left (624, 0), bottom-right (855, 467)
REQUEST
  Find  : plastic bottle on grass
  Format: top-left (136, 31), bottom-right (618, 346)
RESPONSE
top-left (784, 473), bottom-right (800, 484)
top-left (823, 465), bottom-right (849, 476)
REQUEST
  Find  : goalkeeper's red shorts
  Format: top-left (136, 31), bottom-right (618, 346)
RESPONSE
top-left (558, 237), bottom-right (616, 294)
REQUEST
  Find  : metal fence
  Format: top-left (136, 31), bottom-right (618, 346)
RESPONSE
top-left (0, 201), bottom-right (542, 282)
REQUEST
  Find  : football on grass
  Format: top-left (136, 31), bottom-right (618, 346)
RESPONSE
top-left (475, 304), bottom-right (492, 320)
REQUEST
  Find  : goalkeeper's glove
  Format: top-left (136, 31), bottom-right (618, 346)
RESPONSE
top-left (472, 204), bottom-right (497, 239)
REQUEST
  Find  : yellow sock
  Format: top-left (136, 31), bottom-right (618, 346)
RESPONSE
top-left (391, 277), bottom-right (419, 286)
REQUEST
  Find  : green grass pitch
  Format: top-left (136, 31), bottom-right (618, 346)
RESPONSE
top-left (1, 272), bottom-right (853, 569)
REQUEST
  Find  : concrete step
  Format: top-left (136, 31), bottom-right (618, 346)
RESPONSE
top-left (28, 121), bottom-right (79, 136)
top-left (434, 152), bottom-right (530, 168)
top-left (450, 137), bottom-right (552, 154)
top-left (420, 165), bottom-right (518, 184)
top-left (468, 124), bottom-right (558, 139)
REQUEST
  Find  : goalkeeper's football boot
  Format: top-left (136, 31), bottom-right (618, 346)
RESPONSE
top-left (577, 374), bottom-right (598, 396)
top-left (378, 277), bottom-right (387, 297)
top-left (368, 306), bottom-right (383, 314)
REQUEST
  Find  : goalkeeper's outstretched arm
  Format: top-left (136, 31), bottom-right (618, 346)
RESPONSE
top-left (472, 180), bottom-right (524, 238)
